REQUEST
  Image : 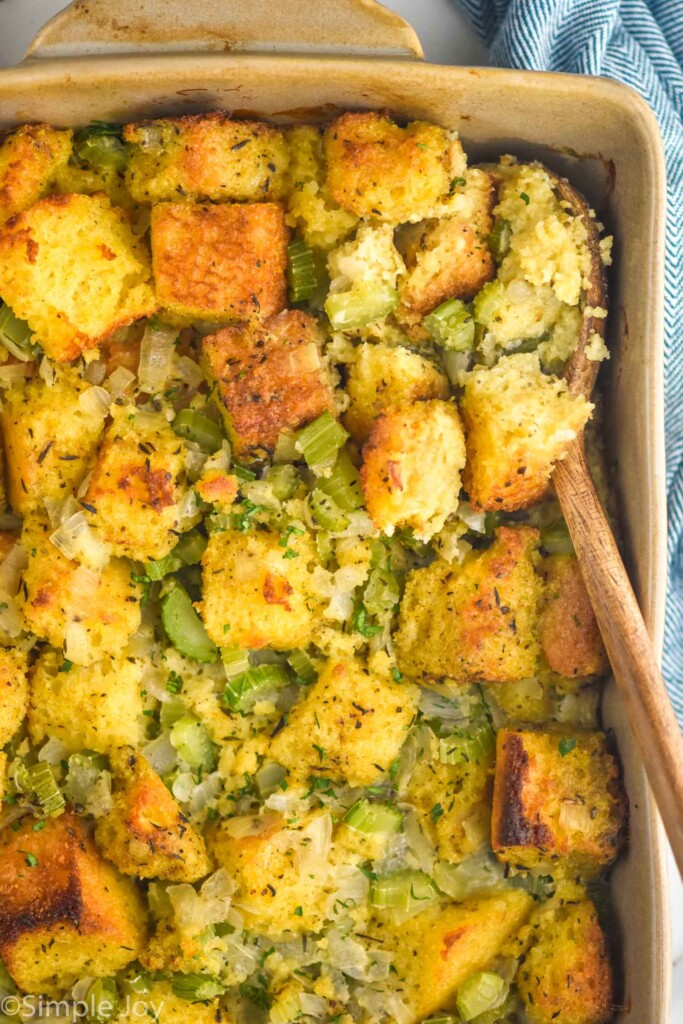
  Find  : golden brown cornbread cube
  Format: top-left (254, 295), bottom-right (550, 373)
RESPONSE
top-left (124, 112), bottom-right (289, 204)
top-left (115, 979), bottom-right (228, 1024)
top-left (406, 737), bottom-right (493, 863)
top-left (0, 193), bottom-right (156, 362)
top-left (198, 528), bottom-right (322, 650)
top-left (83, 405), bottom-right (196, 561)
top-left (95, 747), bottom-right (211, 883)
top-left (0, 647), bottom-right (28, 746)
top-left (540, 553), bottom-right (608, 679)
top-left (361, 399), bottom-right (466, 540)
top-left (367, 890), bottom-right (533, 1023)
top-left (20, 515), bottom-right (142, 665)
top-left (343, 342), bottom-right (450, 442)
top-left (0, 123), bottom-right (72, 226)
top-left (285, 124), bottom-right (358, 251)
top-left (151, 200), bottom-right (288, 324)
top-left (202, 311), bottom-right (335, 458)
top-left (513, 888), bottom-right (613, 1024)
top-left (270, 657), bottom-right (418, 787)
top-left (397, 173), bottom-right (496, 322)
top-left (28, 651), bottom-right (149, 754)
top-left (209, 810), bottom-right (334, 938)
top-left (0, 369), bottom-right (106, 515)
top-left (395, 525), bottom-right (542, 684)
top-left (0, 813), bottom-right (147, 995)
top-left (194, 469), bottom-right (239, 509)
top-left (460, 354), bottom-right (593, 512)
top-left (324, 111), bottom-right (464, 223)
top-left (491, 729), bottom-right (627, 876)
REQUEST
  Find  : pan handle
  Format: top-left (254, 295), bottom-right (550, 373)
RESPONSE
top-left (27, 0), bottom-right (423, 60)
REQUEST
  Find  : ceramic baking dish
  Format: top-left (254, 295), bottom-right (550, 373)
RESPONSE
top-left (0, 0), bottom-right (670, 1020)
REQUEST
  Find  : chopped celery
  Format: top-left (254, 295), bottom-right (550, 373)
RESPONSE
top-left (473, 279), bottom-right (505, 327)
top-left (174, 528), bottom-right (209, 564)
top-left (160, 695), bottom-right (187, 729)
top-left (540, 520), bottom-right (574, 555)
top-left (145, 552), bottom-right (181, 581)
top-left (120, 972), bottom-right (151, 997)
top-left (287, 240), bottom-right (318, 303)
top-left (254, 761), bottom-right (288, 798)
top-left (172, 409), bottom-right (225, 453)
top-left (470, 995), bottom-right (517, 1024)
top-left (437, 723), bottom-right (494, 765)
top-left (423, 1018), bottom-right (458, 1024)
top-left (316, 449), bottom-right (363, 511)
top-left (74, 122), bottom-right (127, 170)
top-left (171, 974), bottom-right (226, 1003)
top-left (423, 298), bottom-right (476, 352)
top-left (170, 716), bottom-right (216, 772)
top-left (222, 647), bottom-right (251, 679)
top-left (224, 664), bottom-right (290, 712)
top-left (26, 762), bottom-right (65, 817)
top-left (161, 584), bottom-right (218, 663)
top-left (0, 302), bottom-right (35, 361)
top-left (86, 977), bottom-right (120, 1023)
top-left (232, 461), bottom-right (257, 482)
top-left (267, 463), bottom-right (300, 501)
top-left (308, 488), bottom-right (350, 532)
top-left (344, 799), bottom-right (402, 834)
top-left (316, 530), bottom-right (333, 564)
top-left (508, 872), bottom-right (555, 900)
top-left (363, 565), bottom-right (400, 617)
top-left (432, 853), bottom-right (505, 901)
top-left (456, 972), bottom-right (508, 1022)
top-left (369, 870), bottom-right (438, 911)
top-left (295, 411), bottom-right (348, 469)
top-left (487, 219), bottom-right (512, 262)
top-left (287, 649), bottom-right (317, 685)
top-left (325, 283), bottom-right (398, 331)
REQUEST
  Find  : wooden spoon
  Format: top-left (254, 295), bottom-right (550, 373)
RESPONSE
top-left (547, 168), bottom-right (683, 875)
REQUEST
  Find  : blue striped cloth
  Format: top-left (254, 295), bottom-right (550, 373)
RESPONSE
top-left (455, 0), bottom-right (683, 723)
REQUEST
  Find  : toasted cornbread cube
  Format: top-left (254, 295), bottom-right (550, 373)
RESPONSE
top-left (95, 747), bottom-right (211, 883)
top-left (0, 193), bottom-right (155, 362)
top-left (395, 526), bottom-right (542, 684)
top-left (325, 111), bottom-right (465, 223)
top-left (361, 400), bottom-right (465, 541)
top-left (515, 890), bottom-right (613, 1024)
top-left (202, 311), bottom-right (335, 458)
top-left (398, 216), bottom-right (495, 323)
top-left (28, 651), bottom-right (148, 754)
top-left (209, 810), bottom-right (334, 937)
top-left (124, 112), bottom-right (289, 204)
top-left (344, 343), bottom-right (450, 442)
top-left (151, 201), bottom-right (287, 324)
top-left (0, 369), bottom-right (106, 515)
top-left (540, 554), bottom-right (607, 679)
top-left (492, 729), bottom-right (627, 875)
top-left (116, 979), bottom-right (227, 1024)
top-left (83, 405), bottom-right (196, 561)
top-left (0, 648), bottom-right (28, 746)
top-left (0, 123), bottom-right (72, 226)
top-left (199, 528), bottom-right (322, 650)
top-left (285, 124), bottom-right (358, 250)
top-left (270, 658), bottom-right (418, 787)
top-left (368, 890), bottom-right (532, 1023)
top-left (406, 737), bottom-right (493, 863)
top-left (461, 354), bottom-right (593, 511)
top-left (0, 813), bottom-right (147, 995)
top-left (20, 515), bottom-right (142, 665)
top-left (194, 469), bottom-right (239, 509)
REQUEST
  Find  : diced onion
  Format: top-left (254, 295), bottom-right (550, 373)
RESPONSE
top-left (0, 543), bottom-right (27, 595)
top-left (142, 731), bottom-right (179, 776)
top-left (64, 621), bottom-right (93, 666)
top-left (559, 799), bottom-right (593, 832)
top-left (175, 355), bottom-right (205, 389)
top-left (432, 853), bottom-right (505, 900)
top-left (39, 356), bottom-right (56, 387)
top-left (169, 869), bottom-right (234, 935)
top-left (0, 594), bottom-right (23, 637)
top-left (298, 994), bottom-right (327, 1018)
top-left (137, 321), bottom-right (177, 394)
top-left (105, 366), bottom-right (136, 402)
top-left (78, 385), bottom-right (111, 420)
top-left (50, 512), bottom-right (110, 571)
top-left (38, 736), bottom-right (69, 767)
top-left (403, 809), bottom-right (436, 873)
top-left (295, 812), bottom-right (332, 872)
top-left (0, 363), bottom-right (32, 388)
top-left (83, 358), bottom-right (107, 385)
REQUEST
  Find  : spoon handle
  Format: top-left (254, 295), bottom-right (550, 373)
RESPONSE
top-left (554, 438), bottom-right (683, 876)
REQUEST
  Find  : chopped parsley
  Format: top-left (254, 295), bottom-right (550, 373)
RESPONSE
top-left (559, 737), bottom-right (577, 757)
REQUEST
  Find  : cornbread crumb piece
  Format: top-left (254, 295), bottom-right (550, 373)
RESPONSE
top-left (0, 193), bottom-right (155, 362)
top-left (0, 123), bottom-right (72, 226)
top-left (0, 647), bottom-right (28, 746)
top-left (124, 112), bottom-right (289, 203)
top-left (202, 310), bottom-right (335, 457)
top-left (461, 353), bottom-right (593, 511)
top-left (151, 200), bottom-right (287, 324)
top-left (285, 124), bottom-right (358, 250)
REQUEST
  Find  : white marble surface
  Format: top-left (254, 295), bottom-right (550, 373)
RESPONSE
top-left (0, 0), bottom-right (681, 1018)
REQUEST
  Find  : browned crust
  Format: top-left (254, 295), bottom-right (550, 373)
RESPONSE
top-left (152, 201), bottom-right (288, 322)
top-left (492, 730), bottom-right (555, 852)
top-left (539, 554), bottom-right (608, 678)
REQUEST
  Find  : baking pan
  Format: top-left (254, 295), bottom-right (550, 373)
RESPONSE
top-left (0, 1), bottom-right (670, 1020)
